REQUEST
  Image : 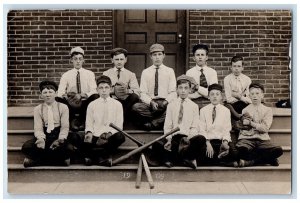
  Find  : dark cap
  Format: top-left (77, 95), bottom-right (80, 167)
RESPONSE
top-left (208, 83), bottom-right (222, 93)
top-left (110, 48), bottom-right (128, 58)
top-left (96, 75), bottom-right (112, 86)
top-left (249, 82), bottom-right (264, 92)
top-left (39, 80), bottom-right (58, 92)
top-left (192, 44), bottom-right (209, 55)
top-left (150, 43), bottom-right (164, 53)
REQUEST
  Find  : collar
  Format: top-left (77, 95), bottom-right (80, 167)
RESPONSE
top-left (99, 96), bottom-right (111, 102)
top-left (196, 64), bottom-right (207, 71)
top-left (232, 73), bottom-right (242, 79)
top-left (113, 67), bottom-right (124, 72)
top-left (73, 67), bottom-right (83, 72)
top-left (152, 64), bottom-right (163, 69)
top-left (43, 101), bottom-right (57, 107)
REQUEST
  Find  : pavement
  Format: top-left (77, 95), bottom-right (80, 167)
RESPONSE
top-left (6, 181), bottom-right (291, 196)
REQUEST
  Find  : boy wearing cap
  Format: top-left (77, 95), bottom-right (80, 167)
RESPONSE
top-left (198, 84), bottom-right (238, 166)
top-left (224, 55), bottom-right (252, 119)
top-left (132, 43), bottom-right (177, 130)
top-left (186, 44), bottom-right (218, 109)
top-left (22, 81), bottom-right (71, 167)
top-left (83, 75), bottom-right (125, 166)
top-left (152, 75), bottom-right (206, 169)
top-left (103, 48), bottom-right (140, 121)
top-left (57, 46), bottom-right (99, 131)
top-left (235, 83), bottom-right (283, 167)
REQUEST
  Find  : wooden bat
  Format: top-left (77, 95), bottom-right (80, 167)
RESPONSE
top-left (135, 156), bottom-right (143, 189)
top-left (112, 127), bottom-right (180, 165)
top-left (109, 123), bottom-right (144, 146)
top-left (141, 153), bottom-right (154, 189)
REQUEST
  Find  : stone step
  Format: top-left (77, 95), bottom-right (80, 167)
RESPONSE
top-left (8, 163), bottom-right (291, 182)
top-left (7, 146), bottom-right (291, 165)
top-left (7, 129), bottom-right (291, 148)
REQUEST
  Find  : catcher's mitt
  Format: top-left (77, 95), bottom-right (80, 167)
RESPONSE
top-left (67, 92), bottom-right (83, 109)
top-left (114, 82), bottom-right (129, 100)
top-left (235, 112), bottom-right (253, 130)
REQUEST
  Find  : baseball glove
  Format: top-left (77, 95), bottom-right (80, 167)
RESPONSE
top-left (114, 82), bottom-right (129, 100)
top-left (235, 112), bottom-right (253, 130)
top-left (66, 92), bottom-right (82, 109)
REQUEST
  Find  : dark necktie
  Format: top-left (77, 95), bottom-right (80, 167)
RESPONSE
top-left (154, 66), bottom-right (159, 96)
top-left (117, 69), bottom-right (121, 80)
top-left (212, 106), bottom-right (216, 123)
top-left (76, 71), bottom-right (81, 94)
top-left (199, 69), bottom-right (208, 88)
top-left (178, 99), bottom-right (184, 124)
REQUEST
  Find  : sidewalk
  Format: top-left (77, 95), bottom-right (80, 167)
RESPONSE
top-left (7, 181), bottom-right (291, 195)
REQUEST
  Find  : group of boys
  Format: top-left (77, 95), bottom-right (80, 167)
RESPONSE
top-left (21, 43), bottom-right (283, 169)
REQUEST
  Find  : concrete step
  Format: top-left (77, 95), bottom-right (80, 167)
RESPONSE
top-left (7, 146), bottom-right (291, 165)
top-left (8, 163), bottom-right (291, 182)
top-left (7, 129), bottom-right (291, 148)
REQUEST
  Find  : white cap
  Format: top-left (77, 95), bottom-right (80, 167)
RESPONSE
top-left (70, 46), bottom-right (84, 56)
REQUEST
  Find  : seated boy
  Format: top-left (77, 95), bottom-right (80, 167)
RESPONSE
top-left (224, 55), bottom-right (252, 119)
top-left (132, 43), bottom-right (177, 130)
top-left (198, 84), bottom-right (238, 166)
top-left (186, 44), bottom-right (218, 109)
top-left (22, 81), bottom-right (71, 167)
top-left (56, 46), bottom-right (99, 131)
top-left (83, 75), bottom-right (125, 166)
top-left (235, 83), bottom-right (283, 167)
top-left (152, 75), bottom-right (206, 169)
top-left (103, 48), bottom-right (140, 121)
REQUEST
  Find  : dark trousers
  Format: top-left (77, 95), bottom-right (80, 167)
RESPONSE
top-left (21, 127), bottom-right (71, 165)
top-left (82, 132), bottom-right (125, 161)
top-left (132, 98), bottom-right (167, 129)
top-left (152, 134), bottom-right (206, 165)
top-left (236, 139), bottom-right (283, 165)
top-left (55, 93), bottom-right (99, 124)
top-left (191, 97), bottom-right (210, 110)
top-left (117, 93), bottom-right (140, 121)
top-left (197, 139), bottom-right (239, 166)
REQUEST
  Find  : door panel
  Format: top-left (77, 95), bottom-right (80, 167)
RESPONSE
top-left (115, 10), bottom-right (186, 81)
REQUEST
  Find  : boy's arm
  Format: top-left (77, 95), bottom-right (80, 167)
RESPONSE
top-left (85, 103), bottom-right (94, 134)
top-left (249, 107), bottom-right (273, 133)
top-left (240, 78), bottom-right (252, 104)
top-left (222, 109), bottom-right (232, 142)
top-left (109, 102), bottom-right (124, 134)
top-left (58, 104), bottom-right (69, 140)
top-left (33, 105), bottom-right (46, 140)
top-left (86, 72), bottom-right (98, 97)
top-left (189, 105), bottom-right (200, 137)
top-left (224, 76), bottom-right (238, 103)
top-left (129, 72), bottom-right (141, 96)
top-left (199, 109), bottom-right (208, 138)
top-left (57, 74), bottom-right (67, 98)
top-left (164, 104), bottom-right (174, 139)
top-left (166, 69), bottom-right (177, 103)
top-left (140, 71), bottom-right (152, 105)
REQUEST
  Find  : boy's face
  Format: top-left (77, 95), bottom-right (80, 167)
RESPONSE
top-left (249, 87), bottom-right (264, 105)
top-left (208, 89), bottom-right (222, 105)
top-left (111, 53), bottom-right (127, 69)
top-left (41, 88), bottom-right (57, 104)
top-left (231, 60), bottom-right (244, 76)
top-left (97, 83), bottom-right (111, 99)
top-left (150, 51), bottom-right (165, 66)
top-left (177, 82), bottom-right (191, 99)
top-left (71, 54), bottom-right (84, 70)
top-left (193, 49), bottom-right (208, 67)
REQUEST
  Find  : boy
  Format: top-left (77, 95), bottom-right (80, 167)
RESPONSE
top-left (132, 43), bottom-right (177, 130)
top-left (152, 75), bottom-right (206, 169)
top-left (22, 81), bottom-right (71, 167)
top-left (236, 83), bottom-right (283, 167)
top-left (83, 75), bottom-right (125, 166)
top-left (198, 84), bottom-right (238, 166)
top-left (56, 46), bottom-right (99, 131)
top-left (103, 48), bottom-right (140, 120)
top-left (186, 44), bottom-right (218, 109)
top-left (224, 55), bottom-right (252, 119)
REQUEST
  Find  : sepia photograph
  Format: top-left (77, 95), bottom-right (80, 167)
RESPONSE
top-left (5, 5), bottom-right (293, 196)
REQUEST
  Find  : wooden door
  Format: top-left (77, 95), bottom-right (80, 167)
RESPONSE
top-left (115, 10), bottom-right (187, 80)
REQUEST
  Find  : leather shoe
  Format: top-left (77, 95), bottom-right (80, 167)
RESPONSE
top-left (63, 158), bottom-right (71, 166)
top-left (23, 158), bottom-right (38, 168)
top-left (164, 161), bottom-right (173, 168)
top-left (84, 157), bottom-right (92, 166)
top-left (269, 159), bottom-right (279, 166)
top-left (183, 159), bottom-right (197, 169)
top-left (143, 122), bottom-right (154, 131)
top-left (239, 159), bottom-right (255, 167)
top-left (98, 157), bottom-right (112, 167)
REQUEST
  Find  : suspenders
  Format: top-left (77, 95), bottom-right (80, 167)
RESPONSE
top-left (40, 102), bottom-right (62, 127)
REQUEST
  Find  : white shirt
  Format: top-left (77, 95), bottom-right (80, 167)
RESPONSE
top-left (186, 65), bottom-right (218, 98)
top-left (164, 97), bottom-right (199, 139)
top-left (57, 67), bottom-right (97, 97)
top-left (224, 73), bottom-right (252, 104)
top-left (140, 64), bottom-right (177, 105)
top-left (103, 67), bottom-right (141, 96)
top-left (85, 97), bottom-right (123, 137)
top-left (199, 103), bottom-right (231, 142)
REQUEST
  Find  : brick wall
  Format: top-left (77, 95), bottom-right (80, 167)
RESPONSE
top-left (7, 10), bottom-right (292, 106)
top-left (7, 10), bottom-right (113, 106)
top-left (189, 10), bottom-right (292, 106)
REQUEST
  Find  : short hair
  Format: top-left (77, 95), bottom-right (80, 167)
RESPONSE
top-left (231, 55), bottom-right (243, 64)
top-left (110, 48), bottom-right (128, 58)
top-left (39, 81), bottom-right (58, 92)
top-left (249, 82), bottom-right (264, 92)
top-left (192, 44), bottom-right (209, 55)
top-left (208, 83), bottom-right (223, 93)
top-left (96, 75), bottom-right (112, 86)
top-left (177, 79), bottom-right (191, 88)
